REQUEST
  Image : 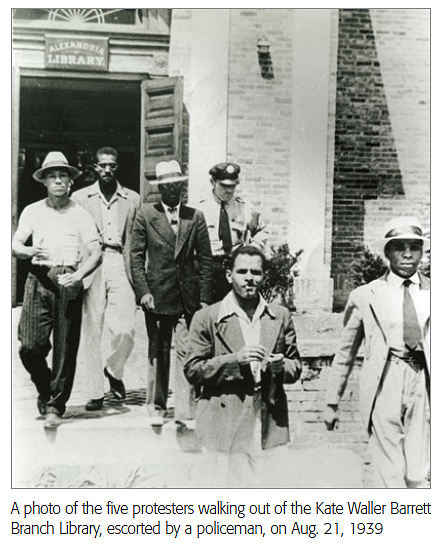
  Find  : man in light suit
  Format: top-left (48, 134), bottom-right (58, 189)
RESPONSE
top-left (324, 216), bottom-right (430, 488)
top-left (185, 245), bottom-right (302, 487)
top-left (72, 147), bottom-right (140, 411)
top-left (130, 160), bottom-right (213, 426)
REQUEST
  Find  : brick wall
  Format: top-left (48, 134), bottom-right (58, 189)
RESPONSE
top-left (170, 9), bottom-right (429, 311)
top-left (287, 358), bottom-right (371, 486)
top-left (227, 9), bottom-right (294, 245)
top-left (331, 9), bottom-right (430, 310)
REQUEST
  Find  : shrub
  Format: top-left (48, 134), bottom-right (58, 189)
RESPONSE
top-left (348, 245), bottom-right (387, 288)
top-left (261, 244), bottom-right (303, 309)
top-left (420, 249), bottom-right (430, 278)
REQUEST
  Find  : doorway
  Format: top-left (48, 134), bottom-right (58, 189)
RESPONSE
top-left (16, 75), bottom-right (141, 303)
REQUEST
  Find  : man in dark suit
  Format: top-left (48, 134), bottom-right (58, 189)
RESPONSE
top-left (131, 160), bottom-right (213, 426)
top-left (184, 245), bottom-right (302, 486)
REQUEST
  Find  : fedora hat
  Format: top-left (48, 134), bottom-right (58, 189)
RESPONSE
top-left (33, 151), bottom-right (81, 182)
top-left (151, 160), bottom-right (188, 185)
top-left (375, 216), bottom-right (430, 253)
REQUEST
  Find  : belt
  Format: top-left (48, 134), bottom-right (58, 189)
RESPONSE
top-left (389, 350), bottom-right (426, 370)
top-left (31, 262), bottom-right (77, 270)
top-left (102, 244), bottom-right (123, 253)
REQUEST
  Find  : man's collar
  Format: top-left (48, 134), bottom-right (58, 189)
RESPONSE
top-left (387, 269), bottom-right (421, 287)
top-left (218, 290), bottom-right (273, 322)
top-left (212, 190), bottom-right (234, 207)
top-left (161, 201), bottom-right (181, 214)
top-left (93, 180), bottom-right (126, 199)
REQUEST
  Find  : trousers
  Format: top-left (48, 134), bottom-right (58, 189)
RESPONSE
top-left (369, 354), bottom-right (430, 488)
top-left (81, 250), bottom-right (136, 399)
top-left (174, 317), bottom-right (197, 421)
top-left (144, 311), bottom-right (192, 416)
top-left (18, 266), bottom-right (83, 416)
top-left (212, 258), bottom-right (231, 303)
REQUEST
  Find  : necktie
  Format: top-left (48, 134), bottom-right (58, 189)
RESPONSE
top-left (168, 207), bottom-right (178, 234)
top-left (219, 201), bottom-right (232, 254)
top-left (403, 279), bottom-right (422, 351)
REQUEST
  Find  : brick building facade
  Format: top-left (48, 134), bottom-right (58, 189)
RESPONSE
top-left (169, 8), bottom-right (430, 311)
top-left (331, 8), bottom-right (430, 309)
top-left (11, 8), bottom-right (430, 487)
top-left (12, 8), bottom-right (429, 310)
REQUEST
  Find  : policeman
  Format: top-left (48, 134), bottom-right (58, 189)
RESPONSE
top-left (197, 162), bottom-right (268, 301)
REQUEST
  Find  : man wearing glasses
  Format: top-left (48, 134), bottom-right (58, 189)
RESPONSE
top-left (72, 147), bottom-right (140, 411)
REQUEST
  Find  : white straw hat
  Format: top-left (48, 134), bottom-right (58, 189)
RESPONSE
top-left (375, 216), bottom-right (430, 253)
top-left (151, 160), bottom-right (188, 185)
top-left (33, 151), bottom-right (81, 182)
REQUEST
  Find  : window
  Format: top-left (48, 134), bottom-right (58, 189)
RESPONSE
top-left (13, 8), bottom-right (148, 33)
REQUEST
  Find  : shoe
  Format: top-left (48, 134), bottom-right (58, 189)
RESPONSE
top-left (176, 419), bottom-right (196, 431)
top-left (104, 367), bottom-right (125, 400)
top-left (85, 398), bottom-right (104, 411)
top-left (148, 415), bottom-right (164, 427)
top-left (44, 412), bottom-right (62, 428)
top-left (37, 396), bottom-right (48, 416)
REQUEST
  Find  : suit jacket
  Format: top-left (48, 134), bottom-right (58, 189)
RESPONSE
top-left (71, 182), bottom-right (140, 289)
top-left (326, 272), bottom-right (430, 432)
top-left (130, 202), bottom-right (213, 315)
top-left (184, 301), bottom-right (302, 451)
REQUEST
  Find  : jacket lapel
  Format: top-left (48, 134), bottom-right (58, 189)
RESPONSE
top-left (419, 273), bottom-right (431, 330)
top-left (175, 205), bottom-right (194, 259)
top-left (149, 203), bottom-right (176, 250)
top-left (259, 311), bottom-right (282, 358)
top-left (117, 185), bottom-right (130, 238)
top-left (215, 315), bottom-right (245, 354)
top-left (368, 276), bottom-right (391, 344)
top-left (87, 185), bottom-right (104, 233)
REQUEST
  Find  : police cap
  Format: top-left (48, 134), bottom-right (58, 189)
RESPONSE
top-left (209, 162), bottom-right (240, 184)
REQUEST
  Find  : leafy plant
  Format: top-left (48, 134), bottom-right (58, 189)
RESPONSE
top-left (261, 244), bottom-right (303, 309)
top-left (420, 249), bottom-right (430, 278)
top-left (348, 245), bottom-right (387, 288)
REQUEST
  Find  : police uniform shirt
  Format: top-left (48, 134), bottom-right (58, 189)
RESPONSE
top-left (198, 192), bottom-right (267, 256)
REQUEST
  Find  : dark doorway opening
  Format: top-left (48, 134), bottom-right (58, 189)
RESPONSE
top-left (16, 76), bottom-right (141, 303)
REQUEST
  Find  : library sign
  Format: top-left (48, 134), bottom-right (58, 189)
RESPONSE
top-left (45, 36), bottom-right (109, 71)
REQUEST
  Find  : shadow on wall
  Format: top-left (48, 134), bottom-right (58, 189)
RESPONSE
top-left (331, 8), bottom-right (405, 311)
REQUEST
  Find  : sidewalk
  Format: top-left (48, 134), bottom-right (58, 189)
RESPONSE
top-left (12, 306), bottom-right (365, 488)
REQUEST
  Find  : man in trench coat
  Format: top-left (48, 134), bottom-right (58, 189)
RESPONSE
top-left (185, 244), bottom-right (302, 486)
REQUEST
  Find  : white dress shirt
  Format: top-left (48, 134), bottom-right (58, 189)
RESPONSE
top-left (385, 270), bottom-right (429, 352)
top-left (218, 291), bottom-right (269, 383)
top-left (162, 202), bottom-right (180, 234)
top-left (99, 184), bottom-right (124, 248)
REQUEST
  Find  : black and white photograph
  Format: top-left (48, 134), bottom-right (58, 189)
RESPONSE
top-left (11, 8), bottom-right (430, 491)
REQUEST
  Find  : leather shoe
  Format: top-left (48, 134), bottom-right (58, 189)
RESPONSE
top-left (85, 398), bottom-right (104, 411)
top-left (44, 412), bottom-right (62, 428)
top-left (148, 415), bottom-right (164, 427)
top-left (104, 367), bottom-right (125, 400)
top-left (37, 396), bottom-right (48, 416)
